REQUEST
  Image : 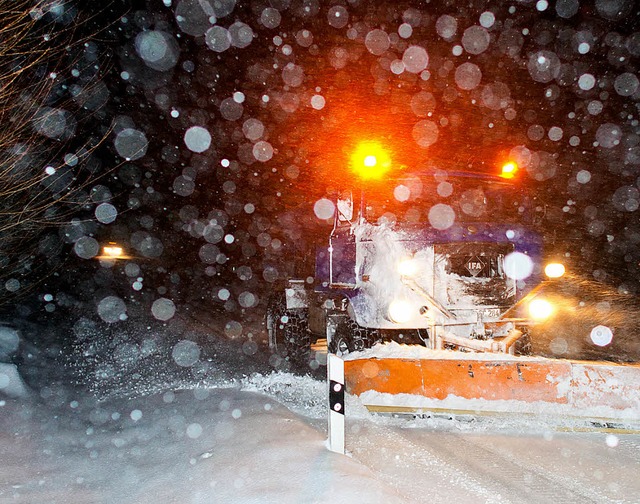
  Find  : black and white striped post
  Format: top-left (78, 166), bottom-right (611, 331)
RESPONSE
top-left (327, 353), bottom-right (345, 454)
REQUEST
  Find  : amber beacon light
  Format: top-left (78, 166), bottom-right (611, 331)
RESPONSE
top-left (350, 141), bottom-right (392, 180)
top-left (500, 161), bottom-right (518, 179)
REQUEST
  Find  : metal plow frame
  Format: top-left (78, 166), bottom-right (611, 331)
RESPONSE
top-left (344, 355), bottom-right (640, 431)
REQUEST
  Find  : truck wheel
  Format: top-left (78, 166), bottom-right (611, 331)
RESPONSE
top-left (328, 323), bottom-right (352, 356)
top-left (269, 306), bottom-right (311, 367)
top-left (329, 318), bottom-right (380, 355)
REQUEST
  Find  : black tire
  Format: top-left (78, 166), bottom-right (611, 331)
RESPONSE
top-left (282, 310), bottom-right (311, 364)
top-left (328, 318), bottom-right (380, 355)
top-left (328, 322), bottom-right (353, 355)
top-left (267, 296), bottom-right (311, 366)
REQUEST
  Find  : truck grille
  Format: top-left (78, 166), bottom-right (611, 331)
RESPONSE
top-left (435, 243), bottom-right (515, 278)
top-left (432, 242), bottom-right (517, 308)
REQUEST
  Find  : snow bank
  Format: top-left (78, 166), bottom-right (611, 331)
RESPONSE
top-left (0, 325), bottom-right (20, 361)
top-left (240, 370), bottom-right (372, 421)
top-left (0, 387), bottom-right (407, 503)
top-left (0, 363), bottom-right (31, 398)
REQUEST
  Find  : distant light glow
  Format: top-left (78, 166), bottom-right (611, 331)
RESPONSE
top-left (350, 141), bottom-right (392, 180)
top-left (103, 245), bottom-right (124, 258)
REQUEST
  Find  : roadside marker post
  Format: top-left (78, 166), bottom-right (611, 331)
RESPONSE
top-left (327, 353), bottom-right (345, 454)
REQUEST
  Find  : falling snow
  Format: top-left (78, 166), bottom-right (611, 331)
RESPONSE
top-left (2, 0), bottom-right (640, 501)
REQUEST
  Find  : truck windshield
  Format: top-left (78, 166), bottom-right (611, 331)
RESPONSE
top-left (363, 176), bottom-right (526, 225)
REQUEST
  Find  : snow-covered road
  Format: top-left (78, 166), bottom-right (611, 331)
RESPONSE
top-left (348, 417), bottom-right (640, 503)
top-left (2, 367), bottom-right (639, 504)
top-left (2, 313), bottom-right (639, 503)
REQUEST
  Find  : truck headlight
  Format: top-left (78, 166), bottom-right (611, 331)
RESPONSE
top-left (528, 298), bottom-right (553, 321)
top-left (388, 299), bottom-right (413, 324)
top-left (397, 258), bottom-right (419, 277)
top-left (544, 263), bottom-right (565, 278)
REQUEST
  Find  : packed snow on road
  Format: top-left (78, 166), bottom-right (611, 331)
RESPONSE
top-left (2, 321), bottom-right (640, 504)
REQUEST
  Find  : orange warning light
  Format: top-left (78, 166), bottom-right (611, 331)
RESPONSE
top-left (350, 141), bottom-right (392, 180)
top-left (500, 161), bottom-right (518, 179)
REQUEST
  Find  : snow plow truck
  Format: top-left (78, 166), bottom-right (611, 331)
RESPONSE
top-left (266, 144), bottom-right (640, 427)
top-left (267, 154), bottom-right (556, 365)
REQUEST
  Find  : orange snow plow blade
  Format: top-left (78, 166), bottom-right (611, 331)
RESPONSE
top-left (344, 354), bottom-right (640, 428)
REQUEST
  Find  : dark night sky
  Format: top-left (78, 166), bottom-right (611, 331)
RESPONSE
top-left (6, 0), bottom-right (640, 328)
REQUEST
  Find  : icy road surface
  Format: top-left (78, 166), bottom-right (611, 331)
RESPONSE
top-left (2, 369), bottom-right (640, 504)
